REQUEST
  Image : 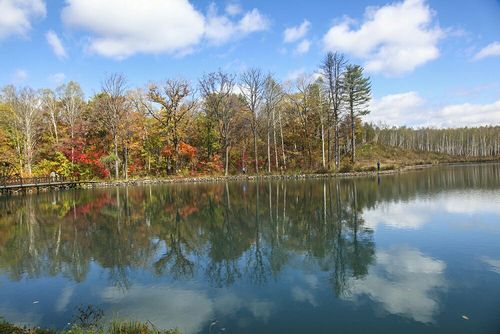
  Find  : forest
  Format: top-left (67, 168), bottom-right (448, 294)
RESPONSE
top-left (1, 52), bottom-right (499, 180)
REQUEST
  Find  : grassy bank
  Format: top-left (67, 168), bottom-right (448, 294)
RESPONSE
top-left (352, 143), bottom-right (498, 172)
top-left (84, 144), bottom-right (499, 187)
top-left (0, 318), bottom-right (180, 334)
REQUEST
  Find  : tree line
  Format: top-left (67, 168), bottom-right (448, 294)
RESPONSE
top-left (368, 125), bottom-right (500, 157)
top-left (0, 52), bottom-right (496, 179)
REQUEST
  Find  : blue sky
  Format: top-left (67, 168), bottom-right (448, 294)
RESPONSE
top-left (0, 0), bottom-right (499, 127)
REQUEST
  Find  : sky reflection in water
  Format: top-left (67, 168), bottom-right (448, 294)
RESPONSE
top-left (0, 164), bottom-right (500, 333)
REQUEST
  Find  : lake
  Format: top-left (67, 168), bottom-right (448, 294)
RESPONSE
top-left (1, 163), bottom-right (500, 333)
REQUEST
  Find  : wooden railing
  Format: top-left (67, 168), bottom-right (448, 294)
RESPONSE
top-left (0, 176), bottom-right (78, 188)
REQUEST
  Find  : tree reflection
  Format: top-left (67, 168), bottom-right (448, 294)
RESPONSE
top-left (0, 163), bottom-right (496, 295)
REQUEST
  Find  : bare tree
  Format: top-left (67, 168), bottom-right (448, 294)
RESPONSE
top-left (263, 75), bottom-right (284, 173)
top-left (145, 79), bottom-right (195, 174)
top-left (101, 73), bottom-right (128, 179)
top-left (320, 52), bottom-right (347, 170)
top-left (2, 86), bottom-right (42, 175)
top-left (199, 70), bottom-right (237, 175)
top-left (58, 81), bottom-right (84, 169)
top-left (288, 74), bottom-right (315, 168)
top-left (41, 89), bottom-right (60, 145)
top-left (240, 68), bottom-right (265, 174)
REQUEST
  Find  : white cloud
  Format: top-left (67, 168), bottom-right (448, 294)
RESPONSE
top-left (55, 286), bottom-right (74, 312)
top-left (295, 39), bottom-right (311, 55)
top-left (101, 285), bottom-right (276, 334)
top-left (46, 30), bottom-right (67, 59)
top-left (482, 257), bottom-right (500, 275)
top-left (0, 0), bottom-right (46, 39)
top-left (346, 247), bottom-right (447, 323)
top-left (205, 5), bottom-right (269, 45)
top-left (102, 285), bottom-right (213, 334)
top-left (323, 0), bottom-right (443, 75)
top-left (11, 69), bottom-right (28, 84)
top-left (364, 191), bottom-right (500, 231)
top-left (284, 68), bottom-right (307, 82)
top-left (368, 91), bottom-right (500, 127)
top-left (48, 72), bottom-right (66, 85)
top-left (225, 3), bottom-right (242, 16)
top-left (474, 41), bottom-right (500, 60)
top-left (62, 0), bottom-right (205, 59)
top-left (62, 0), bottom-right (269, 59)
top-left (368, 91), bottom-right (425, 126)
top-left (238, 8), bottom-right (269, 34)
top-left (283, 20), bottom-right (310, 43)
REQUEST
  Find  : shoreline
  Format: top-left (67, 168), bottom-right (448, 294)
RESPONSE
top-left (86, 159), bottom-right (500, 188)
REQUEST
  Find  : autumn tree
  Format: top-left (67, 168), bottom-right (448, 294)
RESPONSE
top-left (145, 79), bottom-right (195, 174)
top-left (343, 65), bottom-right (371, 163)
top-left (199, 70), bottom-right (237, 175)
top-left (58, 81), bottom-right (84, 169)
top-left (101, 74), bottom-right (128, 179)
top-left (40, 89), bottom-right (61, 145)
top-left (288, 74), bottom-right (315, 168)
top-left (1, 86), bottom-right (42, 175)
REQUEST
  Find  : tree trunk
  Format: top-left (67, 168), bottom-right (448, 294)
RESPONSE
top-left (124, 145), bottom-right (128, 181)
top-left (278, 108), bottom-right (286, 170)
top-left (351, 112), bottom-right (356, 163)
top-left (272, 109), bottom-right (279, 170)
top-left (267, 121), bottom-right (271, 173)
top-left (253, 122), bottom-right (259, 174)
top-left (225, 144), bottom-right (230, 176)
top-left (321, 116), bottom-right (326, 169)
top-left (114, 133), bottom-right (119, 179)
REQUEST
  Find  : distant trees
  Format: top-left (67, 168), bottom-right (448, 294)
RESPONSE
top-left (0, 53), bottom-right (498, 179)
top-left (372, 125), bottom-right (500, 157)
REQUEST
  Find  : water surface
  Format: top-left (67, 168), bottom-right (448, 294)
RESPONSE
top-left (1, 164), bottom-right (500, 333)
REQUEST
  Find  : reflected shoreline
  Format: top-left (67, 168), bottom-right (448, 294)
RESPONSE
top-left (0, 163), bottom-right (499, 333)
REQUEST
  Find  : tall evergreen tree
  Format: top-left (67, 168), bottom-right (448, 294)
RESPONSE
top-left (343, 65), bottom-right (371, 163)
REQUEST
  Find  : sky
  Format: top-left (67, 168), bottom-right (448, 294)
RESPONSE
top-left (0, 0), bottom-right (499, 128)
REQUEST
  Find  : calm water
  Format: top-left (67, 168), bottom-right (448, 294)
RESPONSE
top-left (1, 164), bottom-right (500, 333)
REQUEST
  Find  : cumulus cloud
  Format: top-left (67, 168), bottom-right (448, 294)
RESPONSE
top-left (0, 0), bottom-right (46, 39)
top-left (62, 0), bottom-right (269, 59)
top-left (295, 39), bottom-right (311, 55)
top-left (364, 191), bottom-right (500, 231)
top-left (368, 91), bottom-right (500, 127)
top-left (346, 247), bottom-right (447, 323)
top-left (48, 72), bottom-right (66, 85)
top-left (55, 286), bottom-right (74, 312)
top-left (101, 285), bottom-right (276, 334)
top-left (482, 257), bottom-right (500, 275)
top-left (474, 41), bottom-right (500, 60)
top-left (323, 0), bottom-right (443, 75)
top-left (11, 69), bottom-right (28, 84)
top-left (205, 5), bottom-right (269, 45)
top-left (225, 3), bottom-right (242, 16)
top-left (283, 20), bottom-right (310, 43)
top-left (62, 0), bottom-right (205, 59)
top-left (46, 30), bottom-right (67, 59)
top-left (368, 91), bottom-right (426, 126)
